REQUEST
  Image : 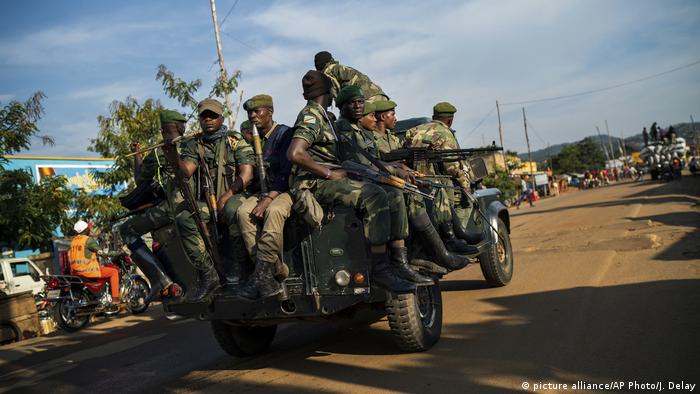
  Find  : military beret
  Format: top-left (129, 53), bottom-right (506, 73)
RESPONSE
top-left (433, 101), bottom-right (457, 117)
top-left (336, 85), bottom-right (364, 107)
top-left (240, 120), bottom-right (252, 131)
top-left (159, 109), bottom-right (186, 124)
top-left (243, 94), bottom-right (273, 111)
top-left (197, 98), bottom-right (224, 116)
top-left (373, 100), bottom-right (397, 113)
top-left (362, 102), bottom-right (376, 116)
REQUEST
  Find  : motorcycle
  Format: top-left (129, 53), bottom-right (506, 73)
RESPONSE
top-left (43, 255), bottom-right (150, 332)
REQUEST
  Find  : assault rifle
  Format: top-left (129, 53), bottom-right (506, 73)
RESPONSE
top-left (323, 161), bottom-right (435, 200)
top-left (381, 146), bottom-right (503, 164)
top-left (123, 131), bottom-right (202, 158)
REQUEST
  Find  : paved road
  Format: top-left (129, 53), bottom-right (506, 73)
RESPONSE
top-left (2, 177), bottom-right (699, 393)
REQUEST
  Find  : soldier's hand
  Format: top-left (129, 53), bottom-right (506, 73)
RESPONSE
top-left (327, 169), bottom-right (347, 180)
top-left (251, 197), bottom-right (272, 219)
top-left (130, 143), bottom-right (141, 152)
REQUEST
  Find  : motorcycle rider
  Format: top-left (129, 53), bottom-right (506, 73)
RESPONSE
top-left (69, 220), bottom-right (121, 308)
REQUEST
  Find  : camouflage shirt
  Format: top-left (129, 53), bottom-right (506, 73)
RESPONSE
top-left (336, 117), bottom-right (380, 166)
top-left (372, 129), bottom-right (401, 155)
top-left (138, 147), bottom-right (184, 207)
top-left (403, 120), bottom-right (473, 189)
top-left (289, 100), bottom-right (340, 192)
top-left (180, 126), bottom-right (255, 199)
top-left (322, 60), bottom-right (386, 101)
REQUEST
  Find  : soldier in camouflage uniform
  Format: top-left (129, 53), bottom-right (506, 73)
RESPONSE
top-left (162, 98), bottom-right (255, 301)
top-left (358, 102), bottom-right (377, 133)
top-left (372, 100), bottom-right (401, 155)
top-left (403, 102), bottom-right (480, 254)
top-left (335, 86), bottom-right (470, 272)
top-left (314, 51), bottom-right (389, 103)
top-left (119, 110), bottom-right (189, 303)
top-left (287, 70), bottom-right (415, 294)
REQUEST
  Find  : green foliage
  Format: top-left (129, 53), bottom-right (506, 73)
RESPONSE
top-left (64, 191), bottom-right (125, 232)
top-left (0, 91), bottom-right (54, 166)
top-left (156, 64), bottom-right (202, 112)
top-left (0, 169), bottom-right (73, 250)
top-left (482, 166), bottom-right (518, 202)
top-left (555, 137), bottom-right (606, 174)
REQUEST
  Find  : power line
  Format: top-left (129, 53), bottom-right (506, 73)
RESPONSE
top-left (219, 0), bottom-right (240, 28)
top-left (464, 105), bottom-right (496, 139)
top-left (223, 31), bottom-right (295, 68)
top-left (501, 58), bottom-right (700, 106)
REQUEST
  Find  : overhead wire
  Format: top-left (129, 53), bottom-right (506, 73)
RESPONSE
top-left (464, 105), bottom-right (497, 139)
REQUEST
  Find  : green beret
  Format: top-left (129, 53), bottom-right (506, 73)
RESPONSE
top-left (336, 85), bottom-right (364, 107)
top-left (159, 109), bottom-right (186, 124)
top-left (240, 120), bottom-right (252, 131)
top-left (243, 94), bottom-right (273, 111)
top-left (362, 102), bottom-right (376, 116)
top-left (373, 100), bottom-right (397, 113)
top-left (433, 101), bottom-right (457, 117)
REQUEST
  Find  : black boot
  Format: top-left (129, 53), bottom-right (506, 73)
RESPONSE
top-left (128, 240), bottom-right (179, 303)
top-left (236, 259), bottom-right (283, 300)
top-left (451, 207), bottom-right (484, 244)
top-left (187, 265), bottom-right (220, 303)
top-left (439, 222), bottom-right (479, 254)
top-left (390, 247), bottom-right (434, 285)
top-left (221, 237), bottom-right (248, 296)
top-left (412, 213), bottom-right (475, 271)
top-left (371, 252), bottom-right (416, 294)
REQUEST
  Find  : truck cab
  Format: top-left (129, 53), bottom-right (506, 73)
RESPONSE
top-left (0, 258), bottom-right (46, 297)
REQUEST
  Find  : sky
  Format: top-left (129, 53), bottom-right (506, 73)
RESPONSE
top-left (1, 0), bottom-right (699, 158)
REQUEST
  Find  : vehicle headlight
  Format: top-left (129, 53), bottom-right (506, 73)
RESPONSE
top-left (335, 270), bottom-right (351, 287)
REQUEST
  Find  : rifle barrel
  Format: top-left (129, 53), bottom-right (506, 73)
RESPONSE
top-left (123, 131), bottom-right (202, 158)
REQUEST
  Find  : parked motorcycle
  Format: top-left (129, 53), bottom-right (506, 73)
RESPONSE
top-left (43, 255), bottom-right (150, 332)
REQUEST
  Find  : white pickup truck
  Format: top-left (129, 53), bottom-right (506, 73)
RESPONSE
top-left (0, 258), bottom-right (46, 297)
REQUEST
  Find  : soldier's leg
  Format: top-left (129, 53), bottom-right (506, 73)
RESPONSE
top-left (379, 186), bottom-right (409, 241)
top-left (433, 187), bottom-right (475, 253)
top-left (236, 196), bottom-right (261, 259)
top-left (451, 190), bottom-right (483, 244)
top-left (221, 194), bottom-right (256, 294)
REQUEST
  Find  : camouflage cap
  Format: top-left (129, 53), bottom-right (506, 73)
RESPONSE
top-left (240, 120), bottom-right (253, 131)
top-left (197, 98), bottom-right (224, 116)
top-left (243, 94), bottom-right (273, 111)
top-left (433, 101), bottom-right (457, 117)
top-left (159, 109), bottom-right (187, 124)
top-left (373, 100), bottom-right (397, 113)
top-left (336, 85), bottom-right (364, 107)
top-left (362, 101), bottom-right (376, 116)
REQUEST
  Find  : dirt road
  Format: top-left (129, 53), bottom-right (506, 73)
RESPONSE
top-left (2, 177), bottom-right (698, 393)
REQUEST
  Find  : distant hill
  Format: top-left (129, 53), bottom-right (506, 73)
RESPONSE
top-left (518, 122), bottom-right (698, 162)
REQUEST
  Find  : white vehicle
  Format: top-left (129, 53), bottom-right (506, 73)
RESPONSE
top-left (0, 258), bottom-right (46, 296)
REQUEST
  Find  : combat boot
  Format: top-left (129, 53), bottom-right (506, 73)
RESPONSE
top-left (371, 252), bottom-right (416, 294)
top-left (390, 247), bottom-right (434, 285)
top-left (187, 266), bottom-right (220, 303)
top-left (127, 239), bottom-right (182, 303)
top-left (451, 207), bottom-right (484, 244)
top-left (411, 213), bottom-right (475, 271)
top-left (235, 259), bottom-right (283, 300)
top-left (439, 222), bottom-right (480, 255)
top-left (220, 237), bottom-right (248, 296)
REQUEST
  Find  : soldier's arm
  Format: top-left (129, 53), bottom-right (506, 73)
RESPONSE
top-left (288, 138), bottom-right (345, 180)
top-left (164, 138), bottom-right (197, 177)
top-left (130, 143), bottom-right (144, 181)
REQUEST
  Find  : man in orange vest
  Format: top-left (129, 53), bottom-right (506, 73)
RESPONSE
top-left (68, 220), bottom-right (120, 304)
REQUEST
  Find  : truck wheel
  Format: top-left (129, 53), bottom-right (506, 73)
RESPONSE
top-left (54, 292), bottom-right (90, 333)
top-left (479, 218), bottom-right (513, 287)
top-left (211, 321), bottom-right (277, 357)
top-left (385, 282), bottom-right (443, 352)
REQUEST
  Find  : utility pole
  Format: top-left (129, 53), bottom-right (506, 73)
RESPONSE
top-left (691, 115), bottom-right (699, 156)
top-left (619, 130), bottom-right (627, 158)
top-left (547, 142), bottom-right (552, 171)
top-left (596, 125), bottom-right (610, 161)
top-left (605, 120), bottom-right (615, 161)
top-left (522, 107), bottom-right (535, 192)
top-left (496, 100), bottom-right (506, 170)
top-left (209, 0), bottom-right (235, 128)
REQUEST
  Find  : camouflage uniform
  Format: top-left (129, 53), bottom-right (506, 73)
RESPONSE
top-left (403, 120), bottom-right (475, 224)
top-left (177, 126), bottom-right (255, 269)
top-left (372, 130), bottom-right (401, 155)
top-left (321, 60), bottom-right (388, 103)
top-left (336, 117), bottom-right (409, 241)
top-left (289, 101), bottom-right (392, 245)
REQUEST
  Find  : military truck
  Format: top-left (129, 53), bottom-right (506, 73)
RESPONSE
top-left (151, 133), bottom-right (512, 355)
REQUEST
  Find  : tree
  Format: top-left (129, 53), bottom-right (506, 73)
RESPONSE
top-left (0, 91), bottom-right (54, 167)
top-left (555, 137), bottom-right (605, 174)
top-left (482, 166), bottom-right (518, 202)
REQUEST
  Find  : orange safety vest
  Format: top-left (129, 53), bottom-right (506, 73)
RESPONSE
top-left (68, 235), bottom-right (101, 278)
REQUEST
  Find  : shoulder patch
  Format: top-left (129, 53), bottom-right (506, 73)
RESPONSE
top-left (303, 115), bottom-right (317, 125)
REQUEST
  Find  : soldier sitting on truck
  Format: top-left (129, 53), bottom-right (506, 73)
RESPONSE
top-left (287, 70), bottom-right (417, 294)
top-left (334, 86), bottom-right (471, 273)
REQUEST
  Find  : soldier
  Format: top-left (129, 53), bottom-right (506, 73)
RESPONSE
top-left (404, 102), bottom-right (481, 252)
top-left (162, 98), bottom-right (255, 301)
top-left (287, 70), bottom-right (416, 293)
top-left (314, 51), bottom-right (389, 103)
top-left (358, 102), bottom-right (377, 133)
top-left (119, 110), bottom-right (189, 303)
top-left (235, 94), bottom-right (294, 300)
top-left (372, 100), bottom-right (401, 155)
top-left (239, 120), bottom-right (253, 143)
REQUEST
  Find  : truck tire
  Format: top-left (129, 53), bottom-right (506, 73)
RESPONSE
top-left (211, 321), bottom-right (277, 357)
top-left (385, 282), bottom-right (442, 352)
top-left (479, 218), bottom-right (513, 287)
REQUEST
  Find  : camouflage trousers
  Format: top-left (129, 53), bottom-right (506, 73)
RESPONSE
top-left (237, 192), bottom-right (293, 266)
top-left (406, 184), bottom-right (452, 225)
top-left (312, 177), bottom-right (407, 245)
